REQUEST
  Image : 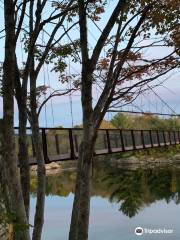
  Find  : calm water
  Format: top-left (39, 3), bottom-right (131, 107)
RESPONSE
top-left (30, 160), bottom-right (180, 239)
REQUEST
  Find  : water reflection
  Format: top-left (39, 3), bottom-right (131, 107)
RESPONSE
top-left (31, 161), bottom-right (180, 219)
top-left (103, 166), bottom-right (180, 218)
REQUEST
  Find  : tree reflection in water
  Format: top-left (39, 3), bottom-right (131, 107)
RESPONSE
top-left (30, 161), bottom-right (180, 219)
top-left (103, 166), bottom-right (180, 217)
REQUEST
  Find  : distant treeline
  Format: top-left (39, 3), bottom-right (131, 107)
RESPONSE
top-left (110, 113), bottom-right (180, 130)
top-left (74, 114), bottom-right (180, 130)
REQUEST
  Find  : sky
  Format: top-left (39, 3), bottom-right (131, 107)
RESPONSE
top-left (0, 1), bottom-right (180, 128)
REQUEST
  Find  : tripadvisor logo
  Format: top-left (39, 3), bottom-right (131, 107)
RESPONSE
top-left (135, 227), bottom-right (143, 236)
top-left (134, 227), bottom-right (174, 236)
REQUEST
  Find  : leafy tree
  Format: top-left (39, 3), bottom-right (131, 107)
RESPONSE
top-left (14, 1), bottom-right (81, 238)
top-left (70, 1), bottom-right (180, 239)
top-left (1, 0), bottom-right (80, 239)
top-left (111, 113), bottom-right (134, 129)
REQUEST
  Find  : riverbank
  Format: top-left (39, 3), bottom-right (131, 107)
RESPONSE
top-left (31, 161), bottom-right (77, 175)
top-left (30, 146), bottom-right (180, 175)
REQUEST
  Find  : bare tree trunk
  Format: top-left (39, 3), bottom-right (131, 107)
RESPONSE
top-left (30, 73), bottom-right (46, 240)
top-left (18, 105), bottom-right (30, 219)
top-left (15, 63), bottom-right (30, 219)
top-left (68, 2), bottom-right (100, 236)
top-left (31, 117), bottom-right (46, 240)
top-left (2, 1), bottom-right (30, 239)
top-left (68, 4), bottom-right (96, 238)
top-left (69, 138), bottom-right (95, 240)
top-left (69, 67), bottom-right (97, 240)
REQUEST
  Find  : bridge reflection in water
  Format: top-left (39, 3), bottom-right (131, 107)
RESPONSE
top-left (14, 128), bottom-right (180, 165)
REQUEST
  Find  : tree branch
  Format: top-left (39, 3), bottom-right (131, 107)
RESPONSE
top-left (112, 64), bottom-right (179, 102)
top-left (90, 0), bottom-right (127, 71)
top-left (35, 14), bottom-right (67, 77)
top-left (40, 0), bottom-right (75, 27)
top-left (92, 4), bottom-right (153, 127)
top-left (15, 0), bottom-right (28, 42)
top-left (37, 88), bottom-right (77, 116)
top-left (78, 0), bottom-right (89, 64)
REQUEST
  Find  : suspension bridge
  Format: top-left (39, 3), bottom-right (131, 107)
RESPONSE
top-left (6, 66), bottom-right (180, 165)
top-left (12, 126), bottom-right (180, 165)
top-left (1, 47), bottom-right (180, 165)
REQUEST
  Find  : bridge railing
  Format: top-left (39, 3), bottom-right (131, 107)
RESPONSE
top-left (13, 127), bottom-right (180, 164)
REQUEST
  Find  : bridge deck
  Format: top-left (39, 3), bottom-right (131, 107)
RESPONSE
top-left (12, 128), bottom-right (180, 165)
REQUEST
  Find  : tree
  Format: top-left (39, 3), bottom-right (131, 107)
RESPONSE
top-left (13, 1), bottom-right (79, 239)
top-left (69, 1), bottom-right (180, 239)
top-left (1, 0), bottom-right (79, 239)
top-left (2, 0), bottom-right (30, 239)
top-left (111, 113), bottom-right (134, 129)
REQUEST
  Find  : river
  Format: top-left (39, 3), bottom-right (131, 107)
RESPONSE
top-left (30, 160), bottom-right (180, 239)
